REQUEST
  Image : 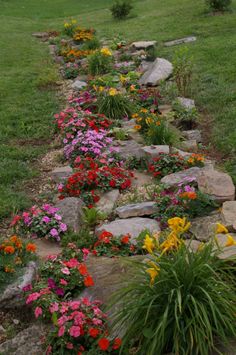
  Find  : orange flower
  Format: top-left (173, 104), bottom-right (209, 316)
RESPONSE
top-left (26, 243), bottom-right (37, 253)
top-left (4, 246), bottom-right (15, 254)
top-left (84, 275), bottom-right (94, 287)
top-left (78, 263), bottom-right (88, 276)
top-left (179, 191), bottom-right (197, 200)
top-left (10, 235), bottom-right (18, 243)
top-left (121, 235), bottom-right (130, 244)
top-left (4, 266), bottom-right (15, 273)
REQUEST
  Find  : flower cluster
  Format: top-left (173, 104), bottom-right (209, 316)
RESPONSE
top-left (61, 47), bottom-right (95, 61)
top-left (73, 26), bottom-right (94, 42)
top-left (63, 62), bottom-right (80, 79)
top-left (92, 231), bottom-right (136, 257)
top-left (10, 204), bottom-right (67, 242)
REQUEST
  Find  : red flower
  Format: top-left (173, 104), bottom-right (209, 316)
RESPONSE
top-left (98, 338), bottom-right (110, 351)
top-left (84, 275), bottom-right (94, 287)
top-left (121, 235), bottom-right (130, 244)
top-left (78, 263), bottom-right (88, 276)
top-left (89, 328), bottom-right (100, 338)
top-left (109, 180), bottom-right (116, 188)
top-left (112, 338), bottom-right (122, 350)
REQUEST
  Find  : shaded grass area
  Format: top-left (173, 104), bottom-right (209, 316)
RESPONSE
top-left (0, 0), bottom-right (236, 220)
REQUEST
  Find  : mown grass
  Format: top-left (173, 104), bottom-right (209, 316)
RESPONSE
top-left (0, 0), bottom-right (236, 220)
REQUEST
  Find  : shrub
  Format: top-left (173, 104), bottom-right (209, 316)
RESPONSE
top-left (111, 240), bottom-right (236, 355)
top-left (110, 1), bottom-right (133, 20)
top-left (88, 49), bottom-right (113, 76)
top-left (172, 99), bottom-right (198, 130)
top-left (173, 47), bottom-right (194, 97)
top-left (206, 0), bottom-right (231, 11)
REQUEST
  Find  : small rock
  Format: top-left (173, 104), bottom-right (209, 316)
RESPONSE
top-left (132, 171), bottom-right (154, 188)
top-left (51, 166), bottom-right (73, 182)
top-left (171, 147), bottom-right (193, 158)
top-left (141, 145), bottom-right (170, 160)
top-left (32, 32), bottom-right (49, 39)
top-left (159, 104), bottom-right (172, 116)
top-left (55, 197), bottom-right (84, 232)
top-left (176, 97), bottom-right (195, 110)
top-left (0, 325), bottom-right (6, 333)
top-left (49, 44), bottom-right (56, 56)
top-left (71, 80), bottom-right (87, 90)
top-left (214, 234), bottom-right (236, 260)
top-left (96, 217), bottom-right (160, 243)
top-left (131, 41), bottom-right (157, 50)
top-left (13, 319), bottom-right (20, 325)
top-left (197, 170), bottom-right (235, 203)
top-left (116, 201), bottom-right (157, 218)
top-left (190, 214), bottom-right (221, 241)
top-left (221, 201), bottom-right (236, 232)
top-left (182, 130), bottom-right (202, 143)
top-left (181, 139), bottom-right (198, 151)
top-left (139, 58), bottom-right (173, 86)
top-left (161, 167), bottom-right (202, 188)
top-left (184, 239), bottom-right (202, 252)
top-left (164, 36), bottom-right (197, 47)
top-left (115, 140), bottom-right (145, 159)
top-left (96, 190), bottom-right (120, 215)
top-left (34, 239), bottom-right (62, 258)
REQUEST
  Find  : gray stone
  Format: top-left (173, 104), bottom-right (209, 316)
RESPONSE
top-left (34, 238), bottom-right (62, 259)
top-left (96, 217), bottom-right (160, 243)
top-left (115, 140), bottom-right (145, 159)
top-left (140, 60), bottom-right (153, 72)
top-left (176, 97), bottom-right (195, 110)
top-left (171, 147), bottom-right (193, 158)
top-left (131, 171), bottom-right (154, 188)
top-left (96, 190), bottom-right (120, 215)
top-left (71, 80), bottom-right (87, 90)
top-left (0, 262), bottom-right (38, 308)
top-left (32, 32), bottom-right (48, 39)
top-left (141, 145), bottom-right (170, 160)
top-left (131, 41), bottom-right (157, 50)
top-left (116, 201), bottom-right (157, 218)
top-left (190, 214), bottom-right (221, 241)
top-left (161, 167), bottom-right (202, 187)
top-left (51, 165), bottom-right (73, 182)
top-left (214, 234), bottom-right (236, 260)
top-left (184, 239), bottom-right (202, 252)
top-left (139, 58), bottom-right (173, 86)
top-left (164, 36), bottom-right (197, 47)
top-left (159, 104), bottom-right (173, 116)
top-left (55, 197), bottom-right (84, 232)
top-left (221, 201), bottom-right (236, 232)
top-left (181, 139), bottom-right (198, 151)
top-left (182, 130), bottom-right (202, 143)
top-left (0, 324), bottom-right (48, 355)
top-left (197, 169), bottom-right (235, 203)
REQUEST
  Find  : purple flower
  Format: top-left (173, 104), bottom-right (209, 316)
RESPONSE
top-left (48, 278), bottom-right (56, 289)
top-left (42, 216), bottom-right (50, 223)
top-left (59, 223), bottom-right (67, 232)
top-left (50, 228), bottom-right (59, 237)
top-left (54, 214), bottom-right (62, 221)
top-left (55, 287), bottom-right (65, 297)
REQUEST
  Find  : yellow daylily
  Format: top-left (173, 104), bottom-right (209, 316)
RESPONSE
top-left (168, 217), bottom-right (191, 235)
top-left (100, 47), bottom-right (112, 56)
top-left (146, 265), bottom-right (160, 285)
top-left (109, 88), bottom-right (118, 96)
top-left (225, 235), bottom-right (236, 247)
top-left (132, 113), bottom-right (138, 118)
top-left (216, 223), bottom-right (228, 234)
top-left (142, 235), bottom-right (155, 254)
top-left (160, 232), bottom-right (182, 253)
top-left (98, 86), bottom-right (104, 92)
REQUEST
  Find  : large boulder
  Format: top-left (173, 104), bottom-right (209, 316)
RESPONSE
top-left (197, 169), bottom-right (235, 203)
top-left (190, 214), bottom-right (221, 242)
top-left (139, 58), bottom-right (173, 86)
top-left (96, 217), bottom-right (160, 243)
top-left (115, 140), bottom-right (145, 159)
top-left (71, 80), bottom-right (87, 90)
top-left (182, 130), bottom-right (202, 143)
top-left (96, 190), bottom-right (120, 215)
top-left (51, 165), bottom-right (73, 183)
top-left (161, 167), bottom-right (202, 188)
top-left (55, 197), bottom-right (84, 232)
top-left (34, 239), bottom-right (62, 259)
top-left (221, 201), bottom-right (236, 232)
top-left (116, 201), bottom-right (157, 218)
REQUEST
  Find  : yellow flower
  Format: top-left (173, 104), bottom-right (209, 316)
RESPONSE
top-left (98, 86), bottom-right (104, 92)
top-left (109, 88), bottom-right (118, 96)
top-left (142, 235), bottom-right (155, 254)
top-left (216, 223), bottom-right (228, 234)
top-left (188, 158), bottom-right (194, 164)
top-left (168, 217), bottom-right (191, 235)
top-left (146, 265), bottom-right (160, 285)
top-left (160, 232), bottom-right (182, 253)
top-left (225, 235), bottom-right (236, 247)
top-left (71, 19), bottom-right (77, 24)
top-left (100, 47), bottom-right (112, 56)
top-left (140, 108), bottom-right (148, 113)
top-left (134, 125), bottom-right (142, 130)
top-left (64, 23), bottom-right (69, 28)
top-left (120, 75), bottom-right (127, 84)
top-left (145, 117), bottom-right (153, 125)
top-left (132, 113), bottom-right (138, 118)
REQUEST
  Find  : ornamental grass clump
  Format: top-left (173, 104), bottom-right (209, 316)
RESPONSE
top-left (110, 218), bottom-right (236, 355)
top-left (88, 48), bottom-right (113, 76)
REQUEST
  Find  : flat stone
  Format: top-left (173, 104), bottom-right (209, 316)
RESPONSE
top-left (182, 130), bottom-right (202, 143)
top-left (190, 214), bottom-right (221, 241)
top-left (197, 169), bottom-right (235, 203)
top-left (32, 32), bottom-right (49, 39)
top-left (96, 217), bottom-right (160, 243)
top-left (184, 239), bottom-right (202, 252)
top-left (139, 58), bottom-right (173, 86)
top-left (214, 234), bottom-right (236, 260)
top-left (51, 165), bottom-right (73, 182)
top-left (0, 262), bottom-right (38, 309)
top-left (115, 140), bottom-right (145, 159)
top-left (221, 201), bottom-right (236, 232)
top-left (131, 41), bottom-right (157, 50)
top-left (132, 171), bottom-right (154, 188)
top-left (176, 97), bottom-right (195, 110)
top-left (55, 197), bottom-right (84, 232)
top-left (181, 139), bottom-right (198, 151)
top-left (159, 104), bottom-right (172, 116)
top-left (164, 36), bottom-right (197, 47)
top-left (116, 201), bottom-right (157, 218)
top-left (34, 239), bottom-right (62, 259)
top-left (141, 145), bottom-right (170, 160)
top-left (71, 80), bottom-right (87, 90)
top-left (96, 190), bottom-right (120, 215)
top-left (161, 167), bottom-right (202, 187)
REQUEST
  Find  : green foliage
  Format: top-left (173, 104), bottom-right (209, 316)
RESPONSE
top-left (145, 46), bottom-right (157, 62)
top-left (82, 207), bottom-right (106, 227)
top-left (206, 0), bottom-right (231, 11)
top-left (110, 1), bottom-right (133, 20)
top-left (173, 47), bottom-right (194, 97)
top-left (172, 99), bottom-right (198, 130)
top-left (125, 156), bottom-right (148, 171)
top-left (61, 228), bottom-right (95, 249)
top-left (82, 36), bottom-right (101, 50)
top-left (97, 92), bottom-right (134, 120)
top-left (145, 119), bottom-right (176, 145)
top-left (112, 127), bottom-right (129, 140)
top-left (110, 243), bottom-right (236, 355)
top-left (88, 51), bottom-right (113, 76)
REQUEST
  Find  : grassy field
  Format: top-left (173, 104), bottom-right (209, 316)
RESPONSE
top-left (0, 0), bottom-right (236, 221)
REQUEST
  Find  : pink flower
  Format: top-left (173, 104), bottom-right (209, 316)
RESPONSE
top-left (50, 228), bottom-right (59, 237)
top-left (58, 326), bottom-right (65, 337)
top-left (49, 302), bottom-right (59, 313)
top-left (34, 306), bottom-right (43, 319)
top-left (92, 318), bottom-right (103, 326)
top-left (69, 325), bottom-right (81, 337)
top-left (46, 345), bottom-right (52, 355)
top-left (64, 258), bottom-right (79, 268)
top-left (66, 343), bottom-right (74, 349)
top-left (69, 301), bottom-right (81, 310)
top-left (60, 278), bottom-right (68, 286)
top-left (26, 292), bottom-right (41, 304)
top-left (58, 315), bottom-right (68, 326)
top-left (61, 267), bottom-right (70, 275)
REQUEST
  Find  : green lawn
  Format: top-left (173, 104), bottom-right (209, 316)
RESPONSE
top-left (0, 0), bottom-right (236, 221)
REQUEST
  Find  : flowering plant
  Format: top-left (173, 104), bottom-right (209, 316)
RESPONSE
top-left (88, 50), bottom-right (113, 76)
top-left (132, 87), bottom-right (161, 112)
top-left (10, 204), bottom-right (67, 242)
top-left (68, 91), bottom-right (97, 111)
top-left (63, 62), bottom-right (80, 79)
top-left (73, 26), bottom-right (95, 43)
top-left (63, 19), bottom-right (77, 37)
top-left (92, 231), bottom-right (136, 257)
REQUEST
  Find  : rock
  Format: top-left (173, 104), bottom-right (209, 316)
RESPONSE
top-left (141, 145), bottom-right (170, 160)
top-left (159, 104), bottom-right (172, 116)
top-left (132, 171), bottom-right (154, 188)
top-left (34, 239), bottom-right (62, 259)
top-left (96, 217), bottom-right (160, 243)
top-left (164, 36), bottom-right (197, 47)
top-left (131, 41), bottom-right (157, 50)
top-left (51, 165), bottom-right (73, 182)
top-left (0, 262), bottom-right (38, 308)
top-left (49, 44), bottom-right (56, 56)
top-left (161, 167), bottom-right (202, 187)
top-left (184, 239), bottom-right (202, 252)
top-left (116, 201), bottom-right (157, 218)
top-left (55, 197), bottom-right (84, 232)
top-left (190, 214), bottom-right (221, 241)
top-left (176, 97), bottom-right (195, 110)
top-left (197, 169), bottom-right (235, 203)
top-left (214, 234), bottom-right (236, 260)
top-left (13, 319), bottom-right (20, 325)
top-left (115, 140), bottom-right (145, 159)
top-left (182, 130), bottom-right (202, 143)
top-left (96, 190), bottom-right (120, 215)
top-left (181, 139), bottom-right (198, 151)
top-left (32, 32), bottom-right (49, 39)
top-left (139, 58), bottom-right (173, 86)
top-left (71, 80), bottom-right (87, 90)
top-left (0, 323), bottom-right (48, 355)
top-left (171, 147), bottom-right (193, 158)
top-left (140, 60), bottom-right (153, 72)
top-left (221, 201), bottom-right (236, 232)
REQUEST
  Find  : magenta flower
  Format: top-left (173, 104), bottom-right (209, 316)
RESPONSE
top-left (42, 216), bottom-right (50, 223)
top-left (58, 326), bottom-right (65, 337)
top-left (34, 306), bottom-right (43, 319)
top-left (50, 228), bottom-right (59, 237)
top-left (69, 325), bottom-right (81, 338)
